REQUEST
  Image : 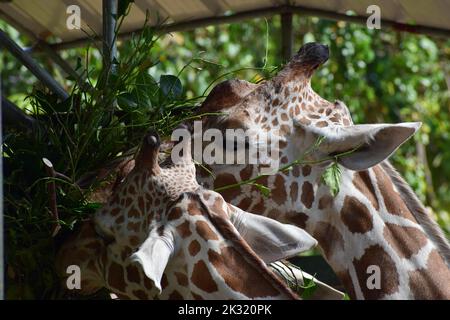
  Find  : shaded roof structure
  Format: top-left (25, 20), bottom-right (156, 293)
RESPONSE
top-left (1, 0), bottom-right (450, 52)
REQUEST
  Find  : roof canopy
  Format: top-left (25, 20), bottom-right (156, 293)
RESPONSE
top-left (1, 0), bottom-right (449, 51)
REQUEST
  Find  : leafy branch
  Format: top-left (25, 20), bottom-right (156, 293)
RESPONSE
top-left (214, 136), bottom-right (361, 198)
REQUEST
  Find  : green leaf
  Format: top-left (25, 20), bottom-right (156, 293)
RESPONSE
top-left (252, 183), bottom-right (271, 198)
top-left (117, 92), bottom-right (138, 109)
top-left (160, 74), bottom-right (183, 101)
top-left (322, 161), bottom-right (342, 197)
top-left (75, 56), bottom-right (82, 71)
top-left (313, 135), bottom-right (326, 149)
top-left (300, 276), bottom-right (318, 300)
top-left (117, 0), bottom-right (134, 19)
top-left (142, 25), bottom-right (155, 43)
top-left (343, 293), bottom-right (351, 300)
top-left (135, 72), bottom-right (158, 107)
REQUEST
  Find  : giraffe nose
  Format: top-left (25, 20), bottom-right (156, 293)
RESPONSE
top-left (296, 42), bottom-right (329, 67)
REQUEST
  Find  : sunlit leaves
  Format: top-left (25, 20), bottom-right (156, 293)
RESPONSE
top-left (322, 161), bottom-right (342, 197)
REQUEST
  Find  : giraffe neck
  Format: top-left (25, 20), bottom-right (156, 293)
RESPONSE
top-left (202, 80), bottom-right (450, 299)
top-left (204, 160), bottom-right (450, 299)
top-left (94, 192), bottom-right (298, 300)
top-left (156, 192), bottom-right (298, 299)
top-left (309, 163), bottom-right (450, 299)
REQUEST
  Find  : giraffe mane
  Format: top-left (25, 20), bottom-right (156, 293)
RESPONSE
top-left (380, 161), bottom-right (450, 266)
top-left (184, 191), bottom-right (299, 299)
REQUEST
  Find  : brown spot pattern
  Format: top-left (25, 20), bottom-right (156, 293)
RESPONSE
top-left (408, 250), bottom-right (450, 299)
top-left (292, 166), bottom-right (300, 177)
top-left (176, 221), bottom-right (192, 238)
top-left (191, 260), bottom-right (218, 293)
top-left (301, 182), bottom-right (314, 209)
top-left (239, 165), bottom-right (253, 180)
top-left (168, 290), bottom-right (183, 300)
top-left (318, 195), bottom-right (333, 210)
top-left (126, 264), bottom-right (141, 284)
top-left (290, 182), bottom-right (298, 202)
top-left (128, 207), bottom-right (140, 218)
top-left (237, 197), bottom-right (252, 211)
top-left (175, 272), bottom-right (189, 286)
top-left (353, 170), bottom-right (379, 210)
top-left (188, 240), bottom-right (201, 256)
top-left (353, 245), bottom-right (400, 299)
top-left (341, 196), bottom-right (373, 234)
top-left (286, 211), bottom-right (309, 228)
top-left (187, 201), bottom-right (203, 216)
top-left (335, 269), bottom-right (357, 300)
top-left (373, 166), bottom-right (415, 221)
top-left (132, 290), bottom-right (149, 299)
top-left (214, 173), bottom-right (241, 202)
top-left (313, 222), bottom-right (344, 259)
top-left (108, 262), bottom-right (126, 292)
top-left (195, 220), bottom-right (219, 241)
top-left (167, 207), bottom-right (183, 221)
top-left (301, 165), bottom-right (311, 177)
top-left (208, 247), bottom-right (280, 298)
top-left (383, 223), bottom-right (428, 259)
top-left (192, 292), bottom-right (204, 300)
top-left (161, 274), bottom-right (169, 290)
top-left (272, 175), bottom-right (287, 205)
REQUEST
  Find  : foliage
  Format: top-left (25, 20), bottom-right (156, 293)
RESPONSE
top-left (1, 6), bottom-right (450, 299)
top-left (2, 23), bottom-right (198, 299)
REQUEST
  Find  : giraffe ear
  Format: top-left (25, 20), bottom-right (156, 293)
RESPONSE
top-left (300, 121), bottom-right (421, 171)
top-left (130, 231), bottom-right (174, 293)
top-left (230, 207), bottom-right (317, 263)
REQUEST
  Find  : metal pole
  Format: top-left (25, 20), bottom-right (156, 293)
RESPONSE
top-left (2, 96), bottom-right (36, 131)
top-left (102, 0), bottom-right (117, 73)
top-left (34, 41), bottom-right (88, 90)
top-left (0, 29), bottom-right (68, 100)
top-left (0, 79), bottom-right (4, 300)
top-left (281, 12), bottom-right (293, 62)
top-left (0, 12), bottom-right (87, 89)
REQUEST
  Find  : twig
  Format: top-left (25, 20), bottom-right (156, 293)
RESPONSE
top-left (214, 138), bottom-right (361, 193)
top-left (42, 158), bottom-right (61, 237)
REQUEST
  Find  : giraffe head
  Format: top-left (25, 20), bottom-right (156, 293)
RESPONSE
top-left (57, 129), bottom-right (318, 299)
top-left (199, 42), bottom-right (420, 175)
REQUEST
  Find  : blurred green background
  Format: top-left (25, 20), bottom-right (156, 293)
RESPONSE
top-left (2, 13), bottom-right (450, 298)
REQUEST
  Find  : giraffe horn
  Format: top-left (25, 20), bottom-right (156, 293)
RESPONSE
top-left (135, 129), bottom-right (161, 172)
top-left (275, 42), bottom-right (329, 81)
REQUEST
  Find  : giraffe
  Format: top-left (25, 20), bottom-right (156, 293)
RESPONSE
top-left (193, 42), bottom-right (450, 300)
top-left (56, 130), bottom-right (320, 299)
